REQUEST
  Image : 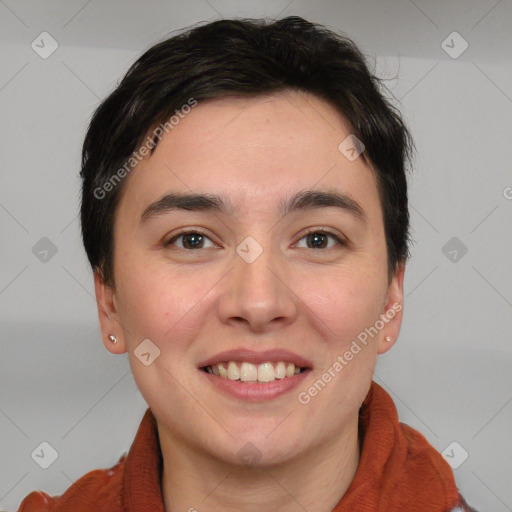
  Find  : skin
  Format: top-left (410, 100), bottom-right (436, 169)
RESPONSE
top-left (94, 90), bottom-right (405, 512)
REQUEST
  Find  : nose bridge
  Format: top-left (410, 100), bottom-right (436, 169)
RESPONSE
top-left (218, 234), bottom-right (297, 329)
top-left (237, 238), bottom-right (280, 294)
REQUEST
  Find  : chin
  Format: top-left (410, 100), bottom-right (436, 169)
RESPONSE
top-left (217, 429), bottom-right (307, 468)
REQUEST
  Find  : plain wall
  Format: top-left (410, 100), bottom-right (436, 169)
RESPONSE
top-left (1, 1), bottom-right (511, 511)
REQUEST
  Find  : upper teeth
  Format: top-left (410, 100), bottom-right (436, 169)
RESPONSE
top-left (205, 361), bottom-right (302, 382)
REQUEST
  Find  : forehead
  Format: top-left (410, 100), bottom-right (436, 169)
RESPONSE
top-left (118, 91), bottom-right (380, 221)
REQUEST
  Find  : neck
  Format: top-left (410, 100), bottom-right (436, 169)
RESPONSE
top-left (159, 415), bottom-right (360, 512)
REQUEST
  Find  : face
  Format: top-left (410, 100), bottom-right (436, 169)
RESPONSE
top-left (95, 90), bottom-right (404, 466)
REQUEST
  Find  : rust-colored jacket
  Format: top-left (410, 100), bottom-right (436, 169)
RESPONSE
top-left (17, 382), bottom-right (477, 511)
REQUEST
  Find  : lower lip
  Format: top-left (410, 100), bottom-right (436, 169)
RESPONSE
top-left (200, 369), bottom-right (311, 402)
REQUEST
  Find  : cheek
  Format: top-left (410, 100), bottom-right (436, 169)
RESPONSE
top-left (293, 269), bottom-right (384, 427)
top-left (115, 257), bottom-right (220, 347)
top-left (298, 264), bottom-right (387, 348)
top-left (114, 262), bottom-right (214, 409)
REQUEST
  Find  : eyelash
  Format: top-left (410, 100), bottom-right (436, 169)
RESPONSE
top-left (163, 227), bottom-right (346, 251)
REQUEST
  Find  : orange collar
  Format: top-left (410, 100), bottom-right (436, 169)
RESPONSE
top-left (333, 382), bottom-right (460, 511)
top-left (18, 381), bottom-right (462, 511)
top-left (121, 381), bottom-right (460, 512)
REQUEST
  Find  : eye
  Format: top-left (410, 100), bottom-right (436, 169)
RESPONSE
top-left (163, 230), bottom-right (217, 250)
top-left (295, 229), bottom-right (345, 250)
top-left (163, 228), bottom-right (345, 251)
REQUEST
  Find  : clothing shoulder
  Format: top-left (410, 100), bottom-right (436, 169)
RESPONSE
top-left (398, 423), bottom-right (480, 512)
top-left (16, 455), bottom-right (126, 512)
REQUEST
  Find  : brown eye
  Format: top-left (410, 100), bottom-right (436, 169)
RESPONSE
top-left (164, 231), bottom-right (216, 250)
top-left (296, 230), bottom-right (345, 250)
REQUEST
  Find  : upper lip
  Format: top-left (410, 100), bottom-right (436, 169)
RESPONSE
top-left (197, 348), bottom-right (313, 369)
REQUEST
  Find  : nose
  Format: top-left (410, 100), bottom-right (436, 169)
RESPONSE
top-left (217, 242), bottom-right (298, 332)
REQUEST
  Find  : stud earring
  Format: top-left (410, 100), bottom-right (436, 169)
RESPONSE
top-left (384, 336), bottom-right (392, 343)
top-left (109, 334), bottom-right (118, 344)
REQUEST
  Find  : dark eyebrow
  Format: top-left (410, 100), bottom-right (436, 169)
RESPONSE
top-left (278, 189), bottom-right (366, 221)
top-left (140, 189), bottom-right (366, 223)
top-left (140, 192), bottom-right (235, 222)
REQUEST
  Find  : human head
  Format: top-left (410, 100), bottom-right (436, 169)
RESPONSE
top-left (80, 16), bottom-right (413, 287)
top-left (82, 15), bottom-right (413, 471)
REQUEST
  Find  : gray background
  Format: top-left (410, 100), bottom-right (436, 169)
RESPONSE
top-left (1, 0), bottom-right (511, 510)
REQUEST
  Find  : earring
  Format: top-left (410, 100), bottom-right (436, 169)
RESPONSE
top-left (384, 336), bottom-right (392, 343)
top-left (109, 334), bottom-right (118, 344)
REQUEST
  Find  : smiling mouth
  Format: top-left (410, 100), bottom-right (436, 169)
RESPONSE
top-left (201, 361), bottom-right (308, 383)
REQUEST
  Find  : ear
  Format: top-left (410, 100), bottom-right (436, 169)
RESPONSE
top-left (377, 261), bottom-right (405, 355)
top-left (94, 270), bottom-right (127, 354)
